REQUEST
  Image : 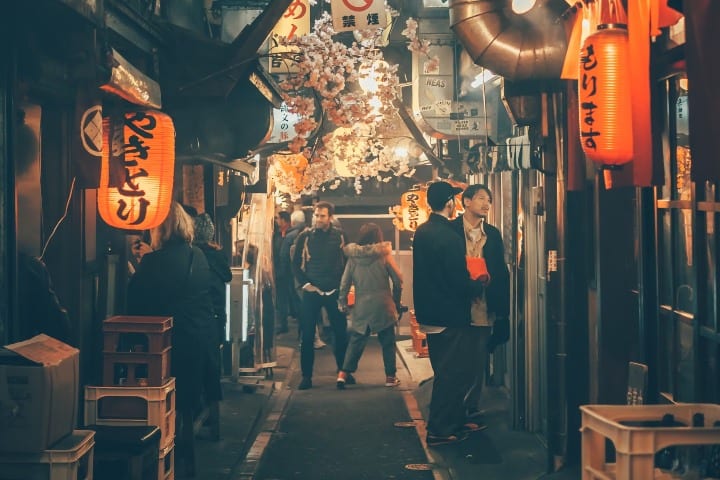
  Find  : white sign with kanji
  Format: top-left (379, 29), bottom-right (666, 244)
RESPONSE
top-left (269, 103), bottom-right (303, 144)
top-left (331, 0), bottom-right (387, 32)
top-left (269, 0), bottom-right (310, 74)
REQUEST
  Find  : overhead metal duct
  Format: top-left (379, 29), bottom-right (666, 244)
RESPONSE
top-left (450, 0), bottom-right (570, 81)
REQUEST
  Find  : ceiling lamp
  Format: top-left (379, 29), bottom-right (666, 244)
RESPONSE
top-left (358, 60), bottom-right (390, 94)
top-left (512, 0), bottom-right (537, 14)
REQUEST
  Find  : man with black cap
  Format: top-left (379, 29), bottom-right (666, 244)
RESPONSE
top-left (412, 180), bottom-right (487, 446)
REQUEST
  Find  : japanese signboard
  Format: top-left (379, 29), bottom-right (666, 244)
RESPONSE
top-left (269, 0), bottom-right (310, 74)
top-left (331, 0), bottom-right (387, 33)
top-left (269, 103), bottom-right (302, 144)
top-left (412, 43), bottom-right (492, 139)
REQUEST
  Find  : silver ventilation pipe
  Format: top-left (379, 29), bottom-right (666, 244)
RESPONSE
top-left (450, 0), bottom-right (570, 81)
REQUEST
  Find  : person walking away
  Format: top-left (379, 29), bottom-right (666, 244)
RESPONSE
top-left (193, 212), bottom-right (232, 440)
top-left (291, 201), bottom-right (347, 390)
top-left (412, 181), bottom-right (487, 447)
top-left (127, 202), bottom-right (217, 476)
top-left (452, 184), bottom-right (510, 424)
top-left (278, 210), bottom-right (304, 333)
top-left (273, 211), bottom-right (291, 333)
top-left (336, 223), bottom-right (403, 389)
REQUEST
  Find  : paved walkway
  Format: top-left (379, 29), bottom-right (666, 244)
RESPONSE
top-left (180, 321), bottom-right (581, 479)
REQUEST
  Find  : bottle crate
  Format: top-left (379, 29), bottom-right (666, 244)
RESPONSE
top-left (90, 425), bottom-right (160, 480)
top-left (581, 403), bottom-right (720, 480)
top-left (0, 429), bottom-right (95, 480)
top-left (84, 378), bottom-right (176, 450)
top-left (103, 316), bottom-right (173, 355)
top-left (159, 442), bottom-right (174, 480)
top-left (102, 347), bottom-right (171, 387)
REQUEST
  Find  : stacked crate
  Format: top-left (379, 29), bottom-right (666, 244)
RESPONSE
top-left (581, 404), bottom-right (720, 480)
top-left (408, 310), bottom-right (429, 358)
top-left (85, 315), bottom-right (176, 480)
top-left (0, 429), bottom-right (95, 480)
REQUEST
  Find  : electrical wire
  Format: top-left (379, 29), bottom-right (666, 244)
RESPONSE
top-left (40, 177), bottom-right (76, 262)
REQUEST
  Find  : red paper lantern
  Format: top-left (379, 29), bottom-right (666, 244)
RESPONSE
top-left (98, 111), bottom-right (175, 230)
top-left (400, 187), bottom-right (429, 232)
top-left (578, 24), bottom-right (633, 166)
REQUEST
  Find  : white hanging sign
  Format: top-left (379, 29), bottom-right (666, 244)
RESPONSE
top-left (269, 103), bottom-right (303, 144)
top-left (331, 0), bottom-right (387, 32)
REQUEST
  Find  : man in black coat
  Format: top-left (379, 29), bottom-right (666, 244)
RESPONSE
top-left (451, 184), bottom-right (511, 421)
top-left (291, 201), bottom-right (347, 390)
top-left (412, 181), bottom-right (486, 446)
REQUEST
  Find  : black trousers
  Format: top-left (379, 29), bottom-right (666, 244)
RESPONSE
top-left (299, 290), bottom-right (348, 378)
top-left (425, 326), bottom-right (476, 436)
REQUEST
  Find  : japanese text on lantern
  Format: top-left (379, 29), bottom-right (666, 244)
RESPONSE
top-left (99, 111), bottom-right (174, 230)
top-left (115, 113), bottom-right (156, 224)
top-left (401, 190), bottom-right (428, 232)
top-left (269, 0), bottom-right (309, 73)
top-left (331, 0), bottom-right (387, 33)
top-left (580, 43), bottom-right (600, 153)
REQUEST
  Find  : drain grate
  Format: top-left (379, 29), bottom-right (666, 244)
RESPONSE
top-left (393, 421), bottom-right (416, 428)
top-left (405, 463), bottom-right (433, 471)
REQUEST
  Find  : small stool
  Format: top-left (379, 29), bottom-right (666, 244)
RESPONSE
top-left (88, 425), bottom-right (160, 480)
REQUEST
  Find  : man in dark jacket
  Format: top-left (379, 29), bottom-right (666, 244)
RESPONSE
top-left (291, 201), bottom-right (347, 390)
top-left (451, 184), bottom-right (511, 421)
top-left (276, 210), bottom-right (305, 333)
top-left (413, 181), bottom-right (486, 446)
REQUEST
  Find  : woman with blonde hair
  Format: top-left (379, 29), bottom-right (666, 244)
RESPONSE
top-left (127, 201), bottom-right (217, 477)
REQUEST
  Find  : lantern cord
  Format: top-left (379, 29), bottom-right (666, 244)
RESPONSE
top-left (40, 176), bottom-right (76, 262)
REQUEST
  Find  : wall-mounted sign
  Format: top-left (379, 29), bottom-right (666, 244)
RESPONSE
top-left (331, 0), bottom-right (387, 33)
top-left (412, 44), bottom-right (494, 139)
top-left (268, 0), bottom-right (310, 74)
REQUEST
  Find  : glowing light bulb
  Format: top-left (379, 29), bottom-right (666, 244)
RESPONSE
top-left (512, 0), bottom-right (536, 14)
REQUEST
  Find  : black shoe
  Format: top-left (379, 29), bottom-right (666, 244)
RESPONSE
top-left (461, 422), bottom-right (488, 434)
top-left (345, 373), bottom-right (356, 385)
top-left (426, 432), bottom-right (469, 447)
top-left (298, 377), bottom-right (312, 390)
top-left (466, 408), bottom-right (484, 420)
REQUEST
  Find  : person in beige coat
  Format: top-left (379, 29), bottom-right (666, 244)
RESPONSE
top-left (336, 223), bottom-right (403, 389)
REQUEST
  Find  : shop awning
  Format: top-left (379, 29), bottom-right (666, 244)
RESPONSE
top-left (160, 0), bottom-right (292, 160)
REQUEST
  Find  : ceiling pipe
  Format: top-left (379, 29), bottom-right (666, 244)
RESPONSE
top-left (449, 0), bottom-right (570, 81)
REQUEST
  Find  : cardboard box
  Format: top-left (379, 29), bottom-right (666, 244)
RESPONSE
top-left (0, 334), bottom-right (79, 453)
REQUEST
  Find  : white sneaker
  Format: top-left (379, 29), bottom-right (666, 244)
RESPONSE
top-left (313, 337), bottom-right (327, 349)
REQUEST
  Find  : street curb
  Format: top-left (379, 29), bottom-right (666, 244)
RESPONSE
top-left (231, 345), bottom-right (299, 479)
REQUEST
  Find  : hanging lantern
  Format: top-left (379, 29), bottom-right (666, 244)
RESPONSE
top-left (578, 24), bottom-right (633, 166)
top-left (400, 187), bottom-right (429, 232)
top-left (98, 110), bottom-right (175, 230)
top-left (325, 126), bottom-right (373, 178)
top-left (270, 152), bottom-right (308, 195)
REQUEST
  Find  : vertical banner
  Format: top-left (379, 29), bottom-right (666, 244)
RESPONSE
top-left (268, 0), bottom-right (310, 74)
top-left (331, 0), bottom-right (387, 32)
